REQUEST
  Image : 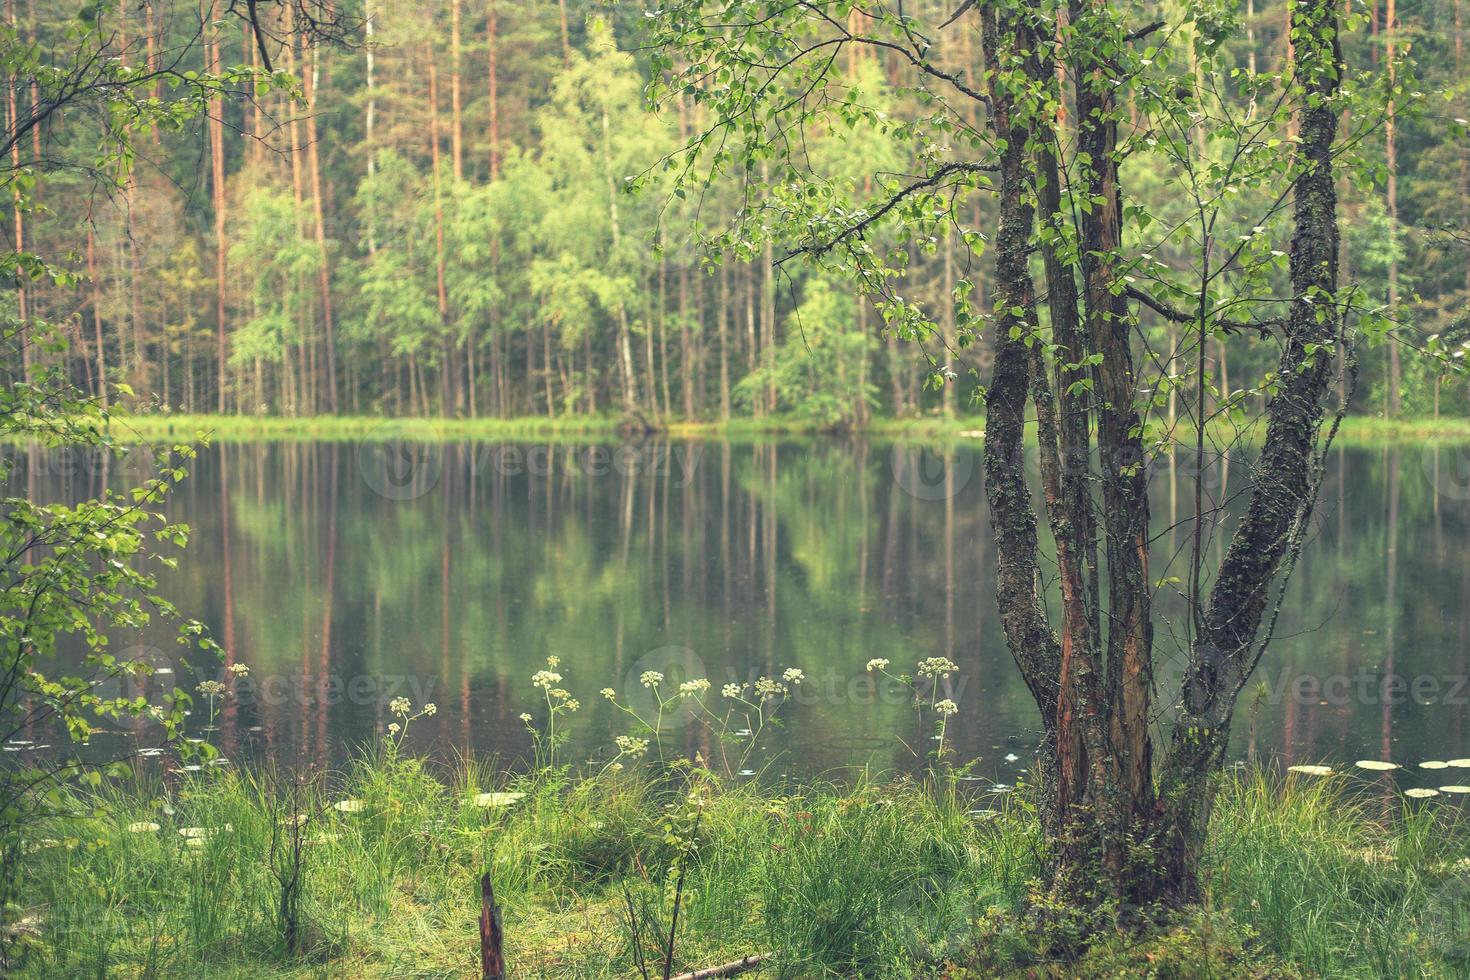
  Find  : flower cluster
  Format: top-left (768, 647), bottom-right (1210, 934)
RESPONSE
top-left (865, 658), bottom-right (890, 673)
top-left (614, 735), bottom-right (650, 759)
top-left (531, 670), bottom-right (563, 690)
top-left (721, 682), bottom-right (745, 699)
top-left (917, 657), bottom-right (959, 679)
top-left (385, 696), bottom-right (437, 747)
top-left (196, 680), bottom-right (226, 697)
top-left (678, 678), bottom-right (711, 698)
top-left (227, 663), bottom-right (250, 676)
top-left (935, 699), bottom-right (958, 717)
top-left (754, 677), bottom-right (788, 701)
top-left (639, 670), bottom-right (664, 689)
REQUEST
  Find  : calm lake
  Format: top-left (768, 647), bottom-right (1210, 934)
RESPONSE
top-left (18, 436), bottom-right (1470, 786)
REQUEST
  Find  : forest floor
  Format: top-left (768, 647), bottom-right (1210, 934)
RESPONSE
top-left (9, 756), bottom-right (1470, 978)
top-left (100, 412), bottom-right (1470, 444)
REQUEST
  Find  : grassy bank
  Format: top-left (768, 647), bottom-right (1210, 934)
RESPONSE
top-left (91, 411), bottom-right (1470, 445)
top-left (9, 755), bottom-right (1470, 978)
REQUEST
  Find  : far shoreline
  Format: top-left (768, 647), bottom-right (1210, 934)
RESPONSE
top-left (85, 411), bottom-right (1470, 445)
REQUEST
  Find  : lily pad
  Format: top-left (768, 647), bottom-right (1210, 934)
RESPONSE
top-left (333, 799), bottom-right (365, 813)
top-left (472, 792), bottom-right (526, 808)
top-left (1354, 760), bottom-right (1399, 771)
top-left (1287, 764), bottom-right (1333, 776)
top-left (1405, 788), bottom-right (1440, 799)
top-left (1438, 785), bottom-right (1470, 794)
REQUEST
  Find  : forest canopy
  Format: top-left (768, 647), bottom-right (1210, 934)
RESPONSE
top-left (1, 0), bottom-right (1466, 427)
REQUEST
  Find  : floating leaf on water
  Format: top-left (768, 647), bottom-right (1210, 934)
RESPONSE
top-left (1448, 760), bottom-right (1470, 768)
top-left (738, 769), bottom-right (756, 776)
top-left (472, 792), bottom-right (526, 808)
top-left (1354, 760), bottom-right (1399, 771)
top-left (1421, 761), bottom-right (1450, 770)
top-left (1004, 753), bottom-right (1020, 762)
top-left (182, 765), bottom-right (203, 772)
top-left (1350, 847), bottom-right (1395, 864)
top-left (967, 809), bottom-right (1000, 821)
top-left (1405, 788), bottom-right (1440, 799)
top-left (333, 799), bottom-right (365, 813)
top-left (127, 822), bottom-right (160, 833)
top-left (1438, 786), bottom-right (1470, 794)
top-left (178, 824), bottom-right (231, 840)
top-left (1287, 765), bottom-right (1333, 776)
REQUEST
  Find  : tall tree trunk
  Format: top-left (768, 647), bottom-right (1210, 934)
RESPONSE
top-left (88, 227), bottom-right (107, 410)
top-left (1156, 0), bottom-right (1346, 903)
top-left (450, 0), bottom-right (464, 181)
top-left (718, 260), bottom-right (731, 421)
top-left (305, 45), bottom-right (338, 413)
top-left (487, 0), bottom-right (500, 179)
top-left (1385, 0), bottom-right (1401, 416)
top-left (207, 0), bottom-right (229, 412)
top-left (427, 52), bottom-right (451, 416)
top-left (6, 0), bottom-right (28, 385)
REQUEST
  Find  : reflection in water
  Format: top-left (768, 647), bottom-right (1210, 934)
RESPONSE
top-left (18, 439), bottom-right (1470, 782)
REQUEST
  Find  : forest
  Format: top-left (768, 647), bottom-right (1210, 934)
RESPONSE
top-left (8, 0), bottom-right (1470, 977)
top-left (5, 0), bottom-right (1468, 427)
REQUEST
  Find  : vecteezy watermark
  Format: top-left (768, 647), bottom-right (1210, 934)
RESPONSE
top-left (1422, 442), bottom-right (1470, 502)
top-left (231, 672), bottom-right (438, 709)
top-left (890, 422), bottom-right (976, 501)
top-left (468, 443), bottom-right (703, 485)
top-left (356, 433), bottom-right (704, 501)
top-left (1254, 666), bottom-right (1470, 707)
top-left (356, 423), bottom-right (444, 500)
top-left (618, 646), bottom-right (710, 732)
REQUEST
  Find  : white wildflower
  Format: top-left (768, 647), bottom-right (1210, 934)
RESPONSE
top-left (640, 670), bottom-right (663, 689)
top-left (865, 658), bottom-right (890, 673)
top-left (917, 657), bottom-right (959, 679)
top-left (754, 677), bottom-right (787, 701)
top-left (935, 699), bottom-right (958, 717)
top-left (781, 668), bottom-right (805, 684)
top-left (615, 735), bottom-right (650, 759)
top-left (678, 678), bottom-right (711, 698)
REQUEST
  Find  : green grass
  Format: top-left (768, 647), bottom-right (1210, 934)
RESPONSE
top-left (9, 758), bottom-right (1470, 978)
top-left (94, 411), bottom-right (1470, 445)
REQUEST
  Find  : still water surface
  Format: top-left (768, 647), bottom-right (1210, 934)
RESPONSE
top-left (20, 437), bottom-right (1470, 786)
